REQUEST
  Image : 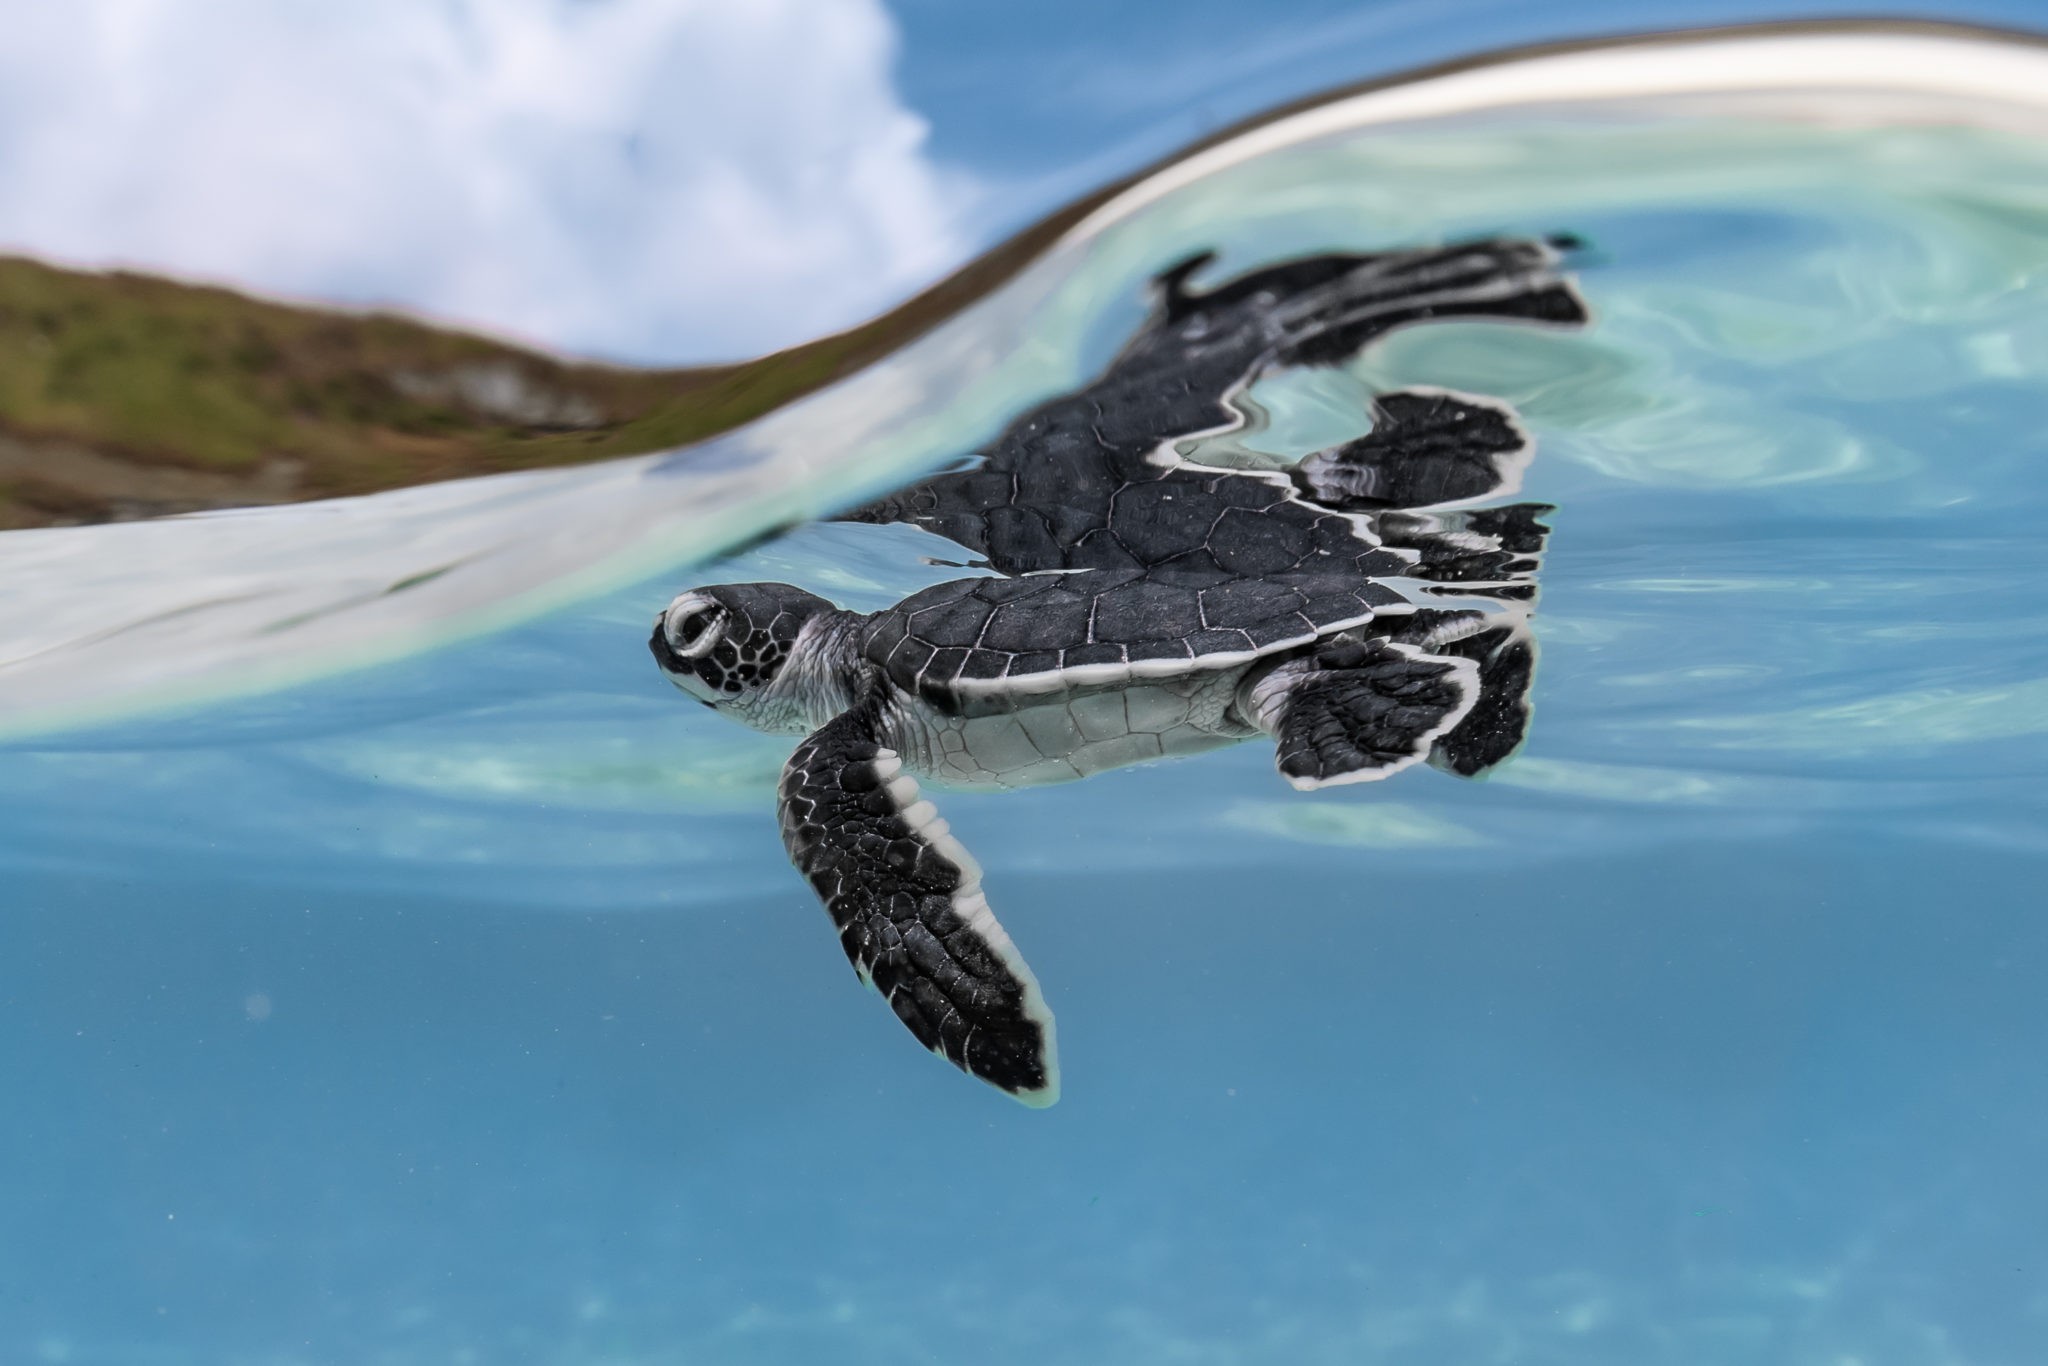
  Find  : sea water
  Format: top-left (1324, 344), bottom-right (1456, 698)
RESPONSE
top-left (5, 97), bottom-right (2048, 1365)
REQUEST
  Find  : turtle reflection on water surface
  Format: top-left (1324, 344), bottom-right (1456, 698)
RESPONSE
top-left (650, 236), bottom-right (1589, 1105)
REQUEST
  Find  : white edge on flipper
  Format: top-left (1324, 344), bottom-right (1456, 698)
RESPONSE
top-left (1276, 646), bottom-right (1484, 792)
top-left (870, 749), bottom-right (1062, 1109)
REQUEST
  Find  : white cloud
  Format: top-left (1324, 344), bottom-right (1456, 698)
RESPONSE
top-left (0, 0), bottom-right (973, 362)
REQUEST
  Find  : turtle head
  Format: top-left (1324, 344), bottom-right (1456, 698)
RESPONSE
top-left (650, 582), bottom-right (837, 726)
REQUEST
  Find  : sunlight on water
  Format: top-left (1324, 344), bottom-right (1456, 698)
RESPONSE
top-left (5, 34), bottom-right (2048, 1366)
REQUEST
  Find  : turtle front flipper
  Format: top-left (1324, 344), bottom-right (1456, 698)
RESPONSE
top-left (777, 691), bottom-right (1060, 1107)
top-left (1246, 638), bottom-right (1480, 790)
top-left (1295, 389), bottom-right (1531, 510)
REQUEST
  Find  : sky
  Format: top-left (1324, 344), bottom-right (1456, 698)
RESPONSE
top-left (1, 0), bottom-right (2044, 365)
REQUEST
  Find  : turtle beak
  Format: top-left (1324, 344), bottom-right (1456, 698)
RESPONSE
top-left (649, 619), bottom-right (685, 671)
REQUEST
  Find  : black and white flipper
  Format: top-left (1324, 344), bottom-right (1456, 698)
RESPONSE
top-left (777, 681), bottom-right (1059, 1106)
top-left (1420, 617), bottom-right (1539, 777)
top-left (1379, 607), bottom-right (1542, 777)
top-left (1244, 637), bottom-right (1480, 790)
top-left (1295, 389), bottom-right (1532, 510)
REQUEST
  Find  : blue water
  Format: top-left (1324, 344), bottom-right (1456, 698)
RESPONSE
top-left (7, 99), bottom-right (2048, 1365)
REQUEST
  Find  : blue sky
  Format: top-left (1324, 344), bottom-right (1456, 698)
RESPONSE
top-left (0, 0), bottom-right (2042, 365)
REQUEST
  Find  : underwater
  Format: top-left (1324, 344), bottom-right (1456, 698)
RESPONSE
top-left (4, 12), bottom-right (2048, 1366)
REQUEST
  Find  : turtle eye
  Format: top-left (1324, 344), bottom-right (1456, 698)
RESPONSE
top-left (668, 602), bottom-right (728, 659)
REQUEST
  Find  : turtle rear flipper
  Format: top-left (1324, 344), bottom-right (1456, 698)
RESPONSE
top-left (1296, 390), bottom-right (1531, 510)
top-left (1378, 610), bottom-right (1541, 778)
top-left (778, 688), bottom-right (1060, 1107)
top-left (1248, 639), bottom-right (1480, 790)
top-left (1418, 618), bottom-right (1539, 778)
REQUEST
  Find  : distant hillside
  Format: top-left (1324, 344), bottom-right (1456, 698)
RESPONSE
top-left (0, 206), bottom-right (1087, 531)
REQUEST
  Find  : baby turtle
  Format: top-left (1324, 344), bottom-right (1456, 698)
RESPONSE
top-left (651, 237), bottom-right (1588, 1105)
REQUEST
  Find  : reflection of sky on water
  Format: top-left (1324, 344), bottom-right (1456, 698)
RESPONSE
top-left (6, 36), bottom-right (2048, 1366)
top-left (899, 0), bottom-right (2048, 227)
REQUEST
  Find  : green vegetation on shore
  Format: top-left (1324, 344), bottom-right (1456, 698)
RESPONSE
top-left (0, 191), bottom-right (1093, 530)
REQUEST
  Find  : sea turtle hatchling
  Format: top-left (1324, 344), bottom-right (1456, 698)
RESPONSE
top-left (649, 236), bottom-right (1589, 1105)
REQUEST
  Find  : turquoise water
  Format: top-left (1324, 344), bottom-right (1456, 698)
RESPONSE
top-left (7, 107), bottom-right (2048, 1362)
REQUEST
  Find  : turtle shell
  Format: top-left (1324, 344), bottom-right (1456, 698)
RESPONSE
top-left (860, 568), bottom-right (1409, 710)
